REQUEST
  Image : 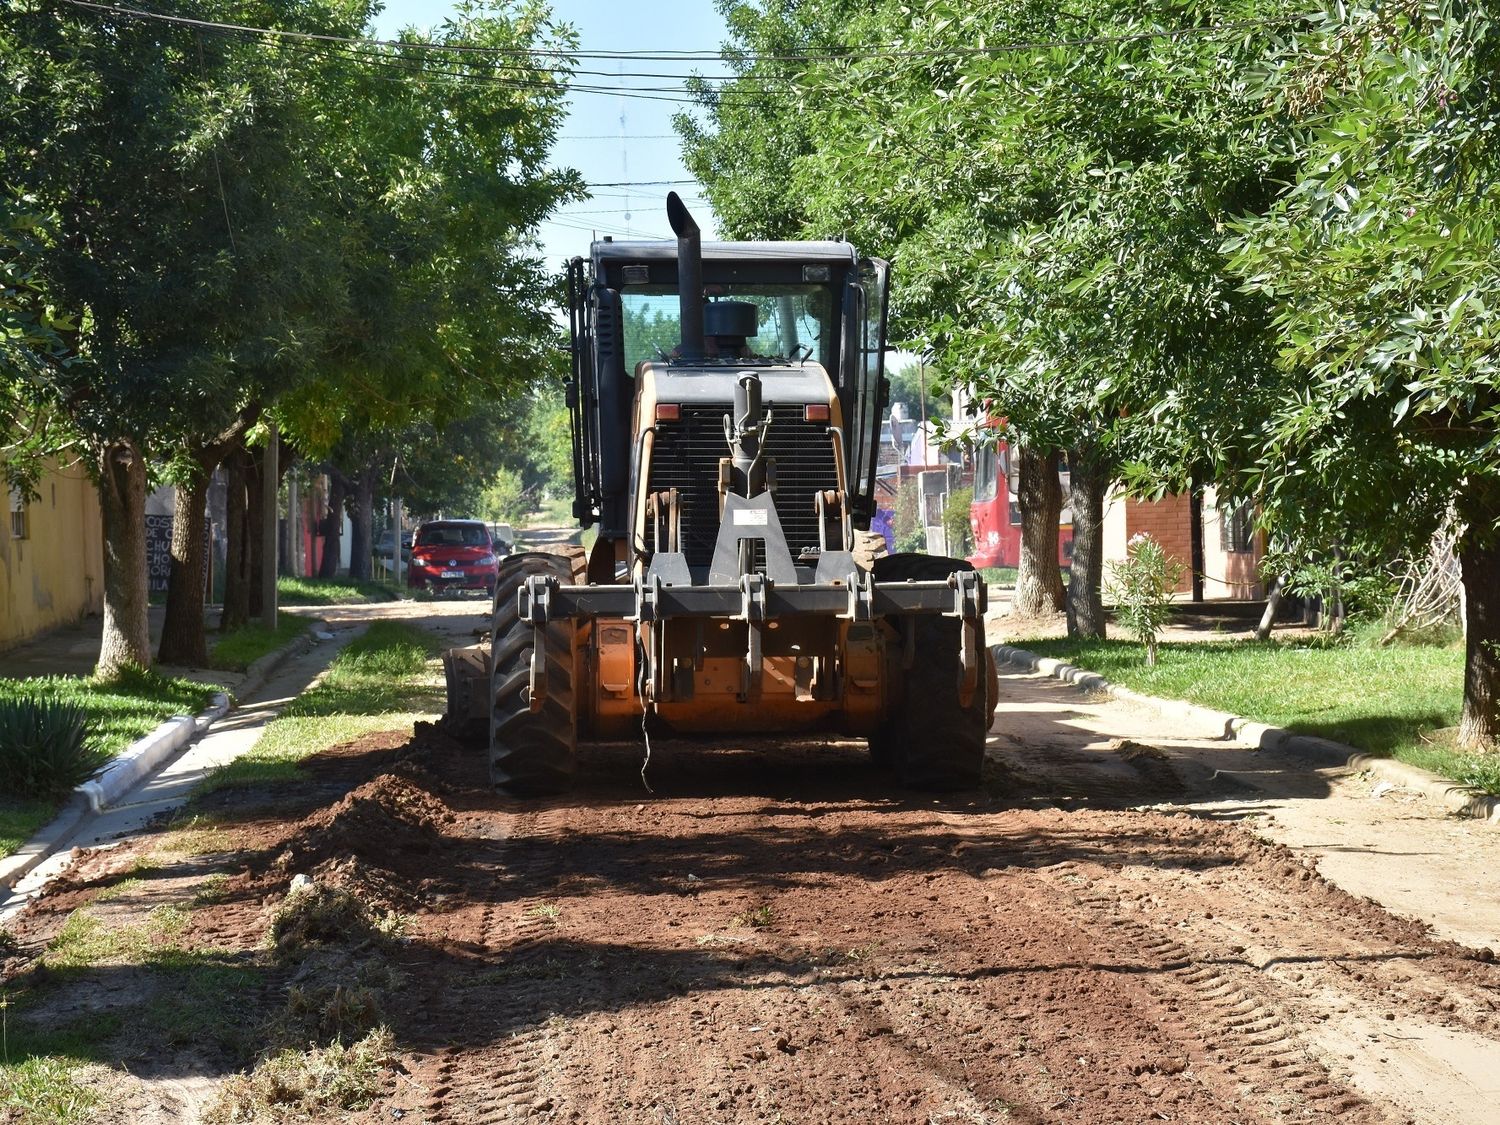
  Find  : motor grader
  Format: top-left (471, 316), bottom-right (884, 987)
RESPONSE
top-left (443, 194), bottom-right (992, 794)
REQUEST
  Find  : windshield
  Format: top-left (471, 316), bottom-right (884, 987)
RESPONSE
top-left (619, 283), bottom-right (836, 373)
top-left (416, 525), bottom-right (489, 548)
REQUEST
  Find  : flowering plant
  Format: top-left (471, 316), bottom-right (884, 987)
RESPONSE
top-left (1107, 532), bottom-right (1185, 666)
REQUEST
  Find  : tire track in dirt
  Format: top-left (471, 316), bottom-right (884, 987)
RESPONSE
top-left (408, 803), bottom-right (574, 1124)
top-left (1022, 826), bottom-right (1500, 1123)
top-left (322, 733), bottom-right (1500, 1123)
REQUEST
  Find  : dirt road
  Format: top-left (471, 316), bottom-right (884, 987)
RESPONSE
top-left (4, 612), bottom-right (1499, 1123)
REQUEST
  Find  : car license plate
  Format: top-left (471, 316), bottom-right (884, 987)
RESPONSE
top-left (441, 569), bottom-right (464, 578)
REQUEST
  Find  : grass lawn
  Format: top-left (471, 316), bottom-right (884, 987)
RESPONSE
top-left (1016, 634), bottom-right (1500, 795)
top-left (0, 669), bottom-right (220, 858)
top-left (277, 575), bottom-right (401, 606)
top-left (210, 616), bottom-right (311, 672)
top-left (0, 797), bottom-right (57, 858)
top-left (980, 567), bottom-right (1018, 587)
top-left (194, 620), bottom-right (442, 796)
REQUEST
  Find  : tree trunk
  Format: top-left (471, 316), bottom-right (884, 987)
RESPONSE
top-left (1458, 478), bottom-right (1500, 751)
top-left (1013, 444), bottom-right (1065, 617)
top-left (1065, 448), bottom-right (1109, 639)
top-left (318, 470), bottom-right (348, 579)
top-left (157, 470), bottom-right (212, 665)
top-left (95, 439), bottom-right (151, 678)
top-left (222, 445), bottom-right (251, 630)
top-left (247, 447), bottom-right (264, 619)
top-left (1255, 576), bottom-right (1284, 642)
top-left (348, 467), bottom-right (375, 581)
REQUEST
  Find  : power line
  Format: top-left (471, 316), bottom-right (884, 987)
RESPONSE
top-left (588, 180), bottom-right (696, 188)
top-left (51, 0), bottom-right (1298, 66)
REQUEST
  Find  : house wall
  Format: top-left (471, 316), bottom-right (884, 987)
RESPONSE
top-left (0, 459), bottom-right (105, 651)
top-left (1201, 485), bottom-right (1263, 599)
top-left (1099, 486), bottom-right (1264, 600)
top-left (1123, 493), bottom-right (1195, 595)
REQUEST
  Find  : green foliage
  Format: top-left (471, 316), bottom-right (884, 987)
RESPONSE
top-left (276, 577), bottom-right (399, 606)
top-left (1106, 533), bottom-right (1185, 666)
top-left (0, 798), bottom-right (53, 858)
top-left (1225, 2), bottom-right (1500, 560)
top-left (0, 1057), bottom-right (101, 1125)
top-left (943, 486), bottom-right (973, 559)
top-left (479, 466), bottom-right (530, 525)
top-left (0, 671), bottom-right (214, 752)
top-left (211, 618), bottom-right (310, 673)
top-left (886, 354), bottom-right (946, 424)
top-left (892, 479), bottom-right (925, 554)
top-left (0, 699), bottom-right (108, 799)
top-left (1020, 634), bottom-right (1484, 790)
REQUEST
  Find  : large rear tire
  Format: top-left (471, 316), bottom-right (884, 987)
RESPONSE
top-left (489, 553), bottom-right (578, 797)
top-left (869, 553), bottom-right (991, 790)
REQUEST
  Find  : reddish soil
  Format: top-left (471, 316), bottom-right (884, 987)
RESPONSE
top-left (6, 722), bottom-right (1500, 1124)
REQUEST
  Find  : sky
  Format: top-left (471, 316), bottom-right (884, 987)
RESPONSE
top-left (370, 0), bottom-right (728, 271)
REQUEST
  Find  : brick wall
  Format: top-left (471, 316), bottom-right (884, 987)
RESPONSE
top-left (1123, 494), bottom-right (1194, 594)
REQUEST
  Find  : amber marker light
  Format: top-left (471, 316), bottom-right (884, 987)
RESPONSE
top-left (804, 404), bottom-right (831, 422)
top-left (655, 403), bottom-right (681, 422)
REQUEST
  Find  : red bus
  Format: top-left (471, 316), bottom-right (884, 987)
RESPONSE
top-left (967, 426), bottom-right (1073, 570)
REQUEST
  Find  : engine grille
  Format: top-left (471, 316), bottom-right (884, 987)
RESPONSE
top-left (646, 404), bottom-right (840, 568)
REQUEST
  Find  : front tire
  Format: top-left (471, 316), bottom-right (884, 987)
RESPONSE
top-left (489, 553), bottom-right (578, 796)
top-left (869, 554), bottom-right (991, 790)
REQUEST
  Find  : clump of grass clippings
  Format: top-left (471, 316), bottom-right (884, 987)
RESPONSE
top-left (269, 886), bottom-right (387, 954)
top-left (731, 904), bottom-right (774, 930)
top-left (191, 873), bottom-right (232, 908)
top-left (203, 1026), bottom-right (396, 1123)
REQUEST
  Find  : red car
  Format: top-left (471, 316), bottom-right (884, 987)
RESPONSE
top-left (407, 519), bottom-right (500, 596)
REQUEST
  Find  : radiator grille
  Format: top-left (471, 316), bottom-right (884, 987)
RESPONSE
top-left (646, 404), bottom-right (840, 568)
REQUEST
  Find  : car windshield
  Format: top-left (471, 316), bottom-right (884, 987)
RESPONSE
top-left (416, 525), bottom-right (488, 548)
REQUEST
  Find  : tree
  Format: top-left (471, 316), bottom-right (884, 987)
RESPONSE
top-left (272, 2), bottom-right (581, 540)
top-left (1228, 1), bottom-right (1500, 748)
top-left (3, 0), bottom-right (578, 666)
top-left (0, 203), bottom-right (73, 496)
top-left (680, 0), bottom-right (1291, 637)
top-left (1, 0), bottom-right (365, 671)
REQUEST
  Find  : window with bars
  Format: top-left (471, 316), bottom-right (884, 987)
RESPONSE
top-left (1220, 500), bottom-right (1255, 554)
top-left (9, 487), bottom-right (27, 541)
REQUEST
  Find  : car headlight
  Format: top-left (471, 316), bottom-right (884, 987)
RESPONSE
top-left (476, 553), bottom-right (496, 566)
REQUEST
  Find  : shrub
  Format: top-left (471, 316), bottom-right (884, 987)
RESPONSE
top-left (943, 486), bottom-right (973, 558)
top-left (1106, 533), bottom-right (1185, 667)
top-left (893, 480), bottom-right (925, 554)
top-left (0, 698), bottom-right (110, 799)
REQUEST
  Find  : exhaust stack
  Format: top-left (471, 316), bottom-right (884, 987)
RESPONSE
top-left (666, 191), bottom-right (704, 360)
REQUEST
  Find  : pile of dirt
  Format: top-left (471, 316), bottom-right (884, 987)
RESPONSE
top-left (271, 774), bottom-right (460, 913)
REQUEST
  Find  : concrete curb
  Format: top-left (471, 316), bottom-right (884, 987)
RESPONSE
top-left (991, 642), bottom-right (1500, 826)
top-left (232, 622), bottom-right (323, 705)
top-left (0, 794), bottom-right (89, 892)
top-left (0, 620), bottom-right (328, 891)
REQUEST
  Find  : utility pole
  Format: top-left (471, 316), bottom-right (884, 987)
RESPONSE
top-left (391, 495), bottom-right (404, 593)
top-left (261, 424), bottom-right (278, 631)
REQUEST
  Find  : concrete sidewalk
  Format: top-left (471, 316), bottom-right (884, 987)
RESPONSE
top-left (988, 660), bottom-right (1500, 952)
top-left (0, 598), bottom-right (486, 925)
top-left (0, 602), bottom-right (339, 685)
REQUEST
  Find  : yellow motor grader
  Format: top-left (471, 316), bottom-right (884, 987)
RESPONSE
top-left (443, 195), bottom-right (992, 794)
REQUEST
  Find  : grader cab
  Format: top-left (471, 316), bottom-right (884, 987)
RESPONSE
top-left (443, 194), bottom-right (993, 794)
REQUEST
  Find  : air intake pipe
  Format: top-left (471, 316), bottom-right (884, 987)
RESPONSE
top-left (666, 191), bottom-right (704, 360)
